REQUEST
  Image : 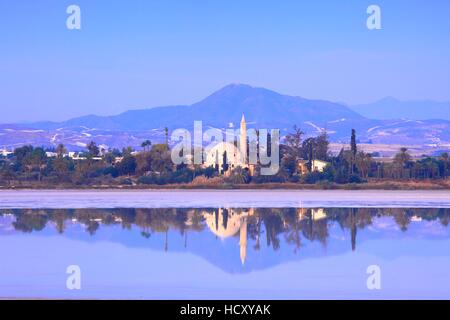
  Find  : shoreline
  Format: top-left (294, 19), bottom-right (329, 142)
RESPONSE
top-left (2, 189), bottom-right (450, 209)
top-left (2, 179), bottom-right (450, 191)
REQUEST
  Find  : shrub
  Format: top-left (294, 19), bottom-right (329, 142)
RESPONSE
top-left (348, 174), bottom-right (363, 184)
top-left (100, 166), bottom-right (119, 178)
top-left (301, 171), bottom-right (333, 184)
top-left (251, 174), bottom-right (286, 184)
top-left (137, 175), bottom-right (157, 185)
top-left (119, 178), bottom-right (133, 185)
top-left (191, 175), bottom-right (225, 186)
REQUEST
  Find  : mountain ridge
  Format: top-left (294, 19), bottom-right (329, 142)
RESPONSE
top-left (16, 84), bottom-right (365, 131)
top-left (2, 84), bottom-right (450, 150)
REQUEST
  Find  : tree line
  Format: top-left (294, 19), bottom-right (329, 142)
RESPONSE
top-left (1, 127), bottom-right (450, 186)
top-left (2, 207), bottom-right (449, 251)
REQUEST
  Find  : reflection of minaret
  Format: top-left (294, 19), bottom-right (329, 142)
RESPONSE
top-left (297, 208), bottom-right (307, 221)
top-left (351, 226), bottom-right (356, 251)
top-left (351, 209), bottom-right (357, 251)
top-left (240, 114), bottom-right (247, 165)
top-left (203, 208), bottom-right (253, 264)
top-left (165, 229), bottom-right (168, 252)
top-left (240, 216), bottom-right (248, 265)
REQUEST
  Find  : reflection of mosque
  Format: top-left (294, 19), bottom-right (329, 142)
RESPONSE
top-left (203, 208), bottom-right (254, 265)
top-left (200, 207), bottom-right (330, 265)
top-left (8, 207), bottom-right (446, 267)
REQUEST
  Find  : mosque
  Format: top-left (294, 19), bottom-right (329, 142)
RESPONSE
top-left (203, 114), bottom-right (254, 176)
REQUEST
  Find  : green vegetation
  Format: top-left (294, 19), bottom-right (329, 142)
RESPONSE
top-left (1, 128), bottom-right (450, 189)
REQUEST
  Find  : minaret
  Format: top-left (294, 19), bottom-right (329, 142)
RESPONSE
top-left (239, 216), bottom-right (248, 265)
top-left (240, 113), bottom-right (247, 165)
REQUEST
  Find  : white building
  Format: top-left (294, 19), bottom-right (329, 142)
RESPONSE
top-left (297, 159), bottom-right (329, 175)
top-left (203, 114), bottom-right (250, 175)
top-left (45, 151), bottom-right (58, 158)
top-left (0, 149), bottom-right (13, 157)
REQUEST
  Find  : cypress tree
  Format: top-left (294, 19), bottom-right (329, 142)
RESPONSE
top-left (350, 129), bottom-right (357, 174)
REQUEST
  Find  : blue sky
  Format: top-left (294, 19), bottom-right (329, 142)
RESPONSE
top-left (1, 0), bottom-right (449, 122)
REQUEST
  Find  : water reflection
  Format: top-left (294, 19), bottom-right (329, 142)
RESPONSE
top-left (2, 207), bottom-right (450, 266)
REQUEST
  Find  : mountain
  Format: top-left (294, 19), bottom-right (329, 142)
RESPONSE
top-left (31, 84), bottom-right (365, 131)
top-left (350, 97), bottom-right (450, 120)
top-left (2, 84), bottom-right (450, 150)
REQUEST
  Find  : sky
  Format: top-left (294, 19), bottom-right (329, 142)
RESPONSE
top-left (0, 0), bottom-right (449, 123)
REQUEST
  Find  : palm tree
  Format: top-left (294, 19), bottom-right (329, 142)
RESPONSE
top-left (164, 127), bottom-right (169, 146)
top-left (355, 151), bottom-right (372, 179)
top-left (394, 147), bottom-right (411, 166)
top-left (26, 148), bottom-right (47, 182)
top-left (141, 140), bottom-right (151, 151)
top-left (394, 147), bottom-right (411, 178)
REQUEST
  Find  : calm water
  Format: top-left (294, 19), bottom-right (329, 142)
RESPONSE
top-left (1, 207), bottom-right (450, 299)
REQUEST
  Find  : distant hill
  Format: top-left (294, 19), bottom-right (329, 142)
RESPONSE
top-left (32, 84), bottom-right (365, 131)
top-left (2, 84), bottom-right (450, 150)
top-left (350, 97), bottom-right (450, 120)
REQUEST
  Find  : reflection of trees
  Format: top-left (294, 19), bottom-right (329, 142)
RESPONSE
top-left (300, 212), bottom-right (329, 247)
top-left (12, 209), bottom-right (49, 233)
top-left (2, 207), bottom-right (450, 252)
top-left (53, 209), bottom-right (70, 234)
top-left (261, 209), bottom-right (284, 251)
top-left (391, 209), bottom-right (412, 232)
top-left (283, 210), bottom-right (302, 253)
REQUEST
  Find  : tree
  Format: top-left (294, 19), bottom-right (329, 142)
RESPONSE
top-left (296, 132), bottom-right (330, 175)
top-left (148, 144), bottom-right (172, 173)
top-left (282, 126), bottom-right (304, 177)
top-left (440, 152), bottom-right (449, 178)
top-left (331, 148), bottom-right (352, 183)
top-left (164, 127), bottom-right (169, 146)
top-left (284, 126), bottom-right (304, 159)
top-left (135, 151), bottom-right (152, 175)
top-left (302, 138), bottom-right (316, 172)
top-left (13, 145), bottom-right (33, 170)
top-left (116, 155), bottom-right (136, 176)
top-left (141, 140), bottom-right (152, 151)
top-left (351, 129), bottom-right (357, 156)
top-left (55, 144), bottom-right (67, 158)
top-left (394, 148), bottom-right (411, 167)
top-left (53, 157), bottom-right (70, 181)
top-left (350, 129), bottom-right (357, 174)
top-left (87, 141), bottom-right (99, 158)
top-left (25, 147), bottom-right (47, 181)
top-left (393, 147), bottom-right (412, 179)
top-left (355, 151), bottom-right (372, 179)
top-left (0, 167), bottom-right (17, 186)
top-left (103, 152), bottom-right (116, 165)
top-left (315, 132), bottom-right (330, 161)
top-left (122, 146), bottom-right (133, 157)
